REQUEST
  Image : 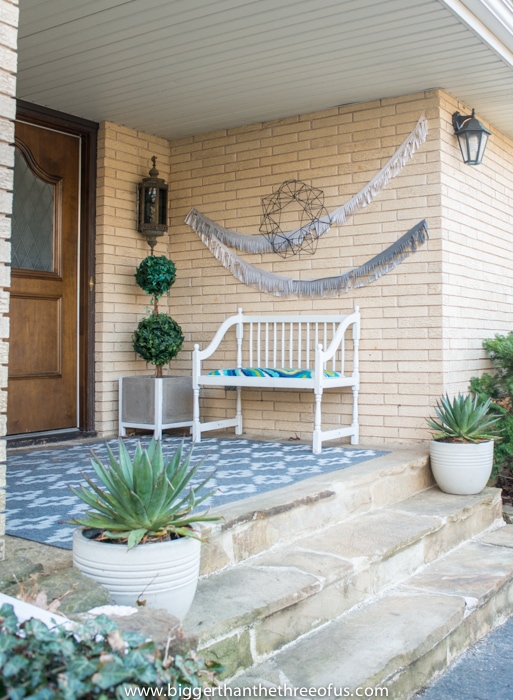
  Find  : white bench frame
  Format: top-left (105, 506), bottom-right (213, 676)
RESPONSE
top-left (192, 307), bottom-right (360, 454)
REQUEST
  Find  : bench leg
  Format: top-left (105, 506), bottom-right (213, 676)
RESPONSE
top-left (313, 390), bottom-right (323, 454)
top-left (350, 385), bottom-right (359, 445)
top-left (235, 386), bottom-right (243, 435)
top-left (192, 387), bottom-right (201, 443)
top-left (118, 378), bottom-right (126, 437)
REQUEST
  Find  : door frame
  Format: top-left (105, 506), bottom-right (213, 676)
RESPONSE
top-left (15, 100), bottom-right (98, 434)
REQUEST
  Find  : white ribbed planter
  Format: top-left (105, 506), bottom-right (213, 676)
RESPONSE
top-left (73, 529), bottom-right (201, 620)
top-left (429, 439), bottom-right (495, 495)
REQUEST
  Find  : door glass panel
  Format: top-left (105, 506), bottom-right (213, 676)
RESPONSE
top-left (12, 148), bottom-right (55, 272)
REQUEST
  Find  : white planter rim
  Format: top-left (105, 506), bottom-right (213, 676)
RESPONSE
top-left (78, 527), bottom-right (197, 550)
top-left (430, 438), bottom-right (494, 446)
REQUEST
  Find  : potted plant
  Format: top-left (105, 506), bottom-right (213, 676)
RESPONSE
top-left (426, 393), bottom-right (502, 495)
top-left (69, 438), bottom-right (219, 619)
top-left (119, 255), bottom-right (193, 438)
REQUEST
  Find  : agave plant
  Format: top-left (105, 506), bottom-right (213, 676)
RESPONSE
top-left (426, 393), bottom-right (502, 443)
top-left (68, 439), bottom-right (219, 548)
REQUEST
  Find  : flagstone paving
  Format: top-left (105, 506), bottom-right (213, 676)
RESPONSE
top-left (3, 440), bottom-right (513, 698)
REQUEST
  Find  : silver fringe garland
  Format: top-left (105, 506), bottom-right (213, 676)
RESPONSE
top-left (184, 114), bottom-right (429, 297)
top-left (185, 115), bottom-right (428, 254)
top-left (190, 219), bottom-right (429, 298)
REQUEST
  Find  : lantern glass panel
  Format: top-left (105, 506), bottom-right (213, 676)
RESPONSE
top-left (158, 187), bottom-right (167, 225)
top-left (144, 186), bottom-right (157, 224)
top-left (468, 135), bottom-right (479, 163)
top-left (477, 133), bottom-right (489, 164)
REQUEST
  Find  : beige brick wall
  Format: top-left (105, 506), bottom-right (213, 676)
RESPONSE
top-left (95, 123), bottom-right (173, 435)
top-left (167, 91), bottom-right (443, 445)
top-left (0, 0), bottom-right (17, 558)
top-left (96, 89), bottom-right (513, 446)
top-left (438, 92), bottom-right (513, 394)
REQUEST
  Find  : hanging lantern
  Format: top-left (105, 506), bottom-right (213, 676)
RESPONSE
top-left (452, 109), bottom-right (491, 166)
top-left (137, 156), bottom-right (168, 250)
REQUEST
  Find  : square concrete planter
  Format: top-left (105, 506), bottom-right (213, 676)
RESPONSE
top-left (119, 375), bottom-right (193, 439)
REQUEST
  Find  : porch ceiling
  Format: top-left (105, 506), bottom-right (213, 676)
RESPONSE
top-left (16, 0), bottom-right (513, 140)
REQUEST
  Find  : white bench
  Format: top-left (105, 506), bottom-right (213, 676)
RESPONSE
top-left (192, 307), bottom-right (360, 454)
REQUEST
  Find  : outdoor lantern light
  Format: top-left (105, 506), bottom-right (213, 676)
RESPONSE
top-left (137, 156), bottom-right (168, 250)
top-left (452, 109), bottom-right (491, 165)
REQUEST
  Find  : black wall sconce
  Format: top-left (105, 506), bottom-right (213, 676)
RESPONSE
top-left (452, 109), bottom-right (491, 165)
top-left (137, 156), bottom-right (168, 250)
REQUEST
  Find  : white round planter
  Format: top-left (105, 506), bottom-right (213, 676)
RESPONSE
top-left (73, 529), bottom-right (201, 620)
top-left (429, 439), bottom-right (494, 495)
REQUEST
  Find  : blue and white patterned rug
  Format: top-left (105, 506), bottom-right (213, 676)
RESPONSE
top-left (6, 436), bottom-right (387, 549)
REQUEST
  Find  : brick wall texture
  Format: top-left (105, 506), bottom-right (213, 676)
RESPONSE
top-left (94, 89), bottom-right (513, 447)
top-left (0, 0), bottom-right (17, 559)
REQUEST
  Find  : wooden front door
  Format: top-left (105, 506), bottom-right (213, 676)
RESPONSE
top-left (8, 122), bottom-right (80, 435)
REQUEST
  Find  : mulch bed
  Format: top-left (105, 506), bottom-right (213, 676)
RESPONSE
top-left (499, 472), bottom-right (513, 506)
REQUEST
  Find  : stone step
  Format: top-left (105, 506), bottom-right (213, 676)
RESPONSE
top-left (229, 526), bottom-right (513, 699)
top-left (200, 447), bottom-right (431, 575)
top-left (185, 485), bottom-right (503, 679)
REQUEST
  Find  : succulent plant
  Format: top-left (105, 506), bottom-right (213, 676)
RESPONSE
top-left (68, 439), bottom-right (219, 548)
top-left (426, 393), bottom-right (502, 443)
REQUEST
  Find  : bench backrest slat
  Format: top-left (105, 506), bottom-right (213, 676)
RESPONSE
top-left (237, 316), bottom-right (354, 373)
top-left (194, 308), bottom-right (360, 381)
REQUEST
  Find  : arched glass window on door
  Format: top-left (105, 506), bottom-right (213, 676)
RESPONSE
top-left (11, 146), bottom-right (57, 272)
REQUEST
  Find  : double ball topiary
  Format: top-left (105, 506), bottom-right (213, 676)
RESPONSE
top-left (132, 255), bottom-right (183, 377)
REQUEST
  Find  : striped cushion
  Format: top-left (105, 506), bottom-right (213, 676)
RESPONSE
top-left (208, 367), bottom-right (341, 379)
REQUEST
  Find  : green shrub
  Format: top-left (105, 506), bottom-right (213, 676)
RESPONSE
top-left (470, 332), bottom-right (513, 477)
top-left (0, 603), bottom-right (220, 699)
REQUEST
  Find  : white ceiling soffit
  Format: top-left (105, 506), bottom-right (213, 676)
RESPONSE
top-left (447, 0), bottom-right (513, 51)
top-left (16, 0), bottom-right (513, 140)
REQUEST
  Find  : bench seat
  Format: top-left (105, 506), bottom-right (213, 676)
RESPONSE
top-left (208, 368), bottom-right (342, 378)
